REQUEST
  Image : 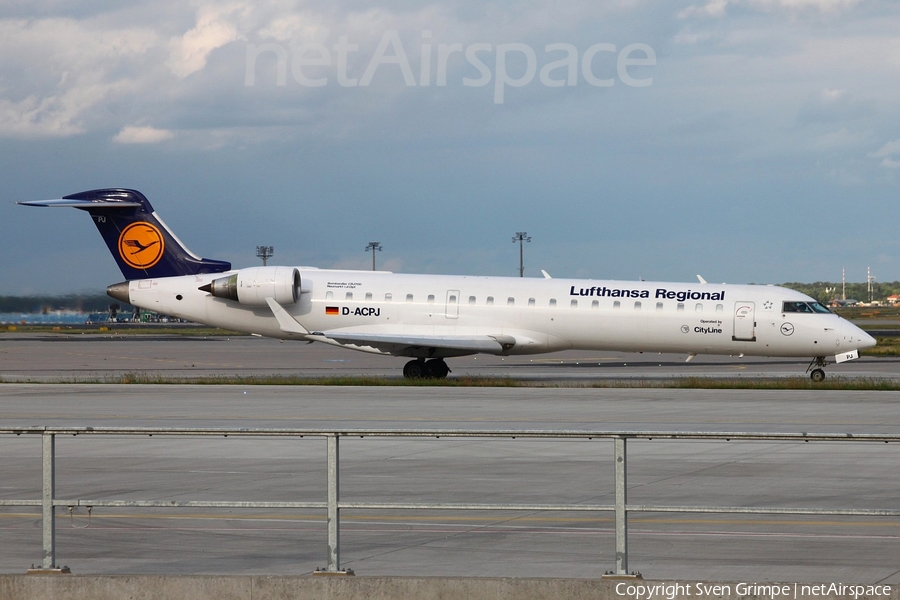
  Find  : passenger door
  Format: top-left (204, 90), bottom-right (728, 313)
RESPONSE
top-left (732, 302), bottom-right (756, 341)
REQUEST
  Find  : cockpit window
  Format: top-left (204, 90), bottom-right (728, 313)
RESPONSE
top-left (783, 301), bottom-right (831, 314)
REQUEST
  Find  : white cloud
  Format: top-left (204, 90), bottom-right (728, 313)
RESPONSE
top-left (0, 17), bottom-right (160, 139)
top-left (870, 139), bottom-right (900, 169)
top-left (751, 0), bottom-right (862, 10)
top-left (678, 1), bottom-right (728, 19)
top-left (810, 127), bottom-right (871, 150)
top-left (112, 125), bottom-right (175, 144)
top-left (679, 0), bottom-right (863, 18)
top-left (168, 3), bottom-right (247, 78)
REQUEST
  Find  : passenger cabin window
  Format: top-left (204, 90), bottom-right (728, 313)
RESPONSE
top-left (449, 295), bottom-right (457, 304)
top-left (326, 291), bottom-right (333, 300)
top-left (570, 300), bottom-right (578, 308)
top-left (695, 303), bottom-right (703, 312)
top-left (507, 297), bottom-right (515, 306)
top-left (385, 293), bottom-right (392, 301)
top-left (345, 292), bottom-right (353, 300)
top-left (591, 300), bottom-right (599, 310)
top-left (677, 303), bottom-right (684, 312)
top-left (549, 299), bottom-right (557, 307)
top-left (406, 294), bottom-right (414, 303)
top-left (469, 296), bottom-right (476, 305)
top-left (716, 304), bottom-right (723, 313)
top-left (487, 296), bottom-right (494, 306)
top-left (656, 302), bottom-right (664, 311)
top-left (613, 301), bottom-right (621, 309)
top-left (365, 292), bottom-right (372, 301)
top-left (528, 298), bottom-right (535, 307)
top-left (427, 294), bottom-right (435, 304)
top-left (634, 301), bottom-right (642, 310)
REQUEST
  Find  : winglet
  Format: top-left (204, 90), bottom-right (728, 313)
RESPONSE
top-left (696, 275), bottom-right (707, 284)
top-left (541, 270), bottom-right (552, 279)
top-left (265, 298), bottom-right (310, 336)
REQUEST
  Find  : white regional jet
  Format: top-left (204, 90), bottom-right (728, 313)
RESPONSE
top-left (20, 189), bottom-right (876, 381)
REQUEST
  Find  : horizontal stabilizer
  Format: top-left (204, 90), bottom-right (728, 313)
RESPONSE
top-left (18, 199), bottom-right (143, 208)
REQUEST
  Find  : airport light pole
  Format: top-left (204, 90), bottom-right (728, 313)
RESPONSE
top-left (512, 232), bottom-right (530, 277)
top-left (256, 246), bottom-right (274, 266)
top-left (366, 242), bottom-right (382, 271)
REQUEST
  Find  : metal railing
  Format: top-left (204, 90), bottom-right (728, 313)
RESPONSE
top-left (2, 427), bottom-right (900, 576)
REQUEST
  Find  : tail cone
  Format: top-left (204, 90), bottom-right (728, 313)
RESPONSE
top-left (106, 281), bottom-right (130, 304)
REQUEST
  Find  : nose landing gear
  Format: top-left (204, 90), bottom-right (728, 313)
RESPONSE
top-left (806, 357), bottom-right (827, 382)
top-left (403, 358), bottom-right (451, 379)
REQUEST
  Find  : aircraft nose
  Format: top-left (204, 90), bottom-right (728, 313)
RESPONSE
top-left (845, 321), bottom-right (876, 350)
top-left (860, 329), bottom-right (877, 350)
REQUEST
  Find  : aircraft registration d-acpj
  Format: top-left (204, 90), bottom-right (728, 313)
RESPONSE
top-left (20, 188), bottom-right (876, 381)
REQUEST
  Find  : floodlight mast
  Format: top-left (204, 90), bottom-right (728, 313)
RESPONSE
top-left (366, 242), bottom-right (382, 271)
top-left (256, 245), bottom-right (274, 266)
top-left (512, 232), bottom-right (531, 277)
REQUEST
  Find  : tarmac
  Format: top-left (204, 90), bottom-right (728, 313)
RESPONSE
top-left (1, 333), bottom-right (899, 582)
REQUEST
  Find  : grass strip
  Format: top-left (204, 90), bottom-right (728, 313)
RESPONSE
top-left (3, 373), bottom-right (898, 390)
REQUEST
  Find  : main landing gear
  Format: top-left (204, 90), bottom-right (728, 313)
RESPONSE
top-left (403, 358), bottom-right (451, 379)
top-left (806, 357), bottom-right (827, 382)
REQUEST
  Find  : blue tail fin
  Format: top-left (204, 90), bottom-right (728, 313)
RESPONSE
top-left (19, 188), bottom-right (231, 280)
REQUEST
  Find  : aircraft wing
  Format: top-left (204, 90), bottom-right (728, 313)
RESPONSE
top-left (312, 331), bottom-right (517, 356)
top-left (264, 298), bottom-right (516, 356)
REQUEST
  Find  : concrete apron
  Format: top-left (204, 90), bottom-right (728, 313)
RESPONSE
top-left (1, 576), bottom-right (896, 600)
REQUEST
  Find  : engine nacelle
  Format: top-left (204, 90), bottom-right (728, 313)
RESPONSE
top-left (200, 266), bottom-right (300, 306)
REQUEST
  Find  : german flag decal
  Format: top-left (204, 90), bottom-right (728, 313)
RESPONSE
top-left (325, 306), bottom-right (339, 315)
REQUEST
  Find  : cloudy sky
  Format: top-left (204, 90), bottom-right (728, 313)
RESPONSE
top-left (2, 0), bottom-right (899, 294)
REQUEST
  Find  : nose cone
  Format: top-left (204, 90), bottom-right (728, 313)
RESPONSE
top-left (845, 321), bottom-right (876, 350)
top-left (859, 329), bottom-right (877, 350)
top-left (106, 281), bottom-right (131, 304)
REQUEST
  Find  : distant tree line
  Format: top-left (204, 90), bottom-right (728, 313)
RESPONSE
top-left (780, 282), bottom-right (900, 304)
top-left (0, 294), bottom-right (128, 313)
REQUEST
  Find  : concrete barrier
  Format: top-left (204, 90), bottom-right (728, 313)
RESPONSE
top-left (1, 576), bottom-right (897, 600)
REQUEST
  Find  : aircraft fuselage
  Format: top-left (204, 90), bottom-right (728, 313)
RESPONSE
top-left (123, 269), bottom-right (872, 360)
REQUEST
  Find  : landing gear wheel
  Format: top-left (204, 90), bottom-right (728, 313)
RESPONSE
top-left (425, 359), bottom-right (450, 379)
top-left (806, 356), bottom-right (828, 382)
top-left (403, 360), bottom-right (426, 379)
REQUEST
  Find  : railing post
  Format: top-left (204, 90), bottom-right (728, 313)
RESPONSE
top-left (317, 434), bottom-right (352, 575)
top-left (41, 432), bottom-right (56, 570)
top-left (327, 434), bottom-right (340, 571)
top-left (614, 435), bottom-right (628, 575)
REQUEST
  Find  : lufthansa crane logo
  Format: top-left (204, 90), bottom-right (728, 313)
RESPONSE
top-left (118, 222), bottom-right (164, 269)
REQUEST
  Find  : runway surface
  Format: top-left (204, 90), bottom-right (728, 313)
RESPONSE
top-left (1, 332), bottom-right (898, 382)
top-left (1, 334), bottom-right (900, 582)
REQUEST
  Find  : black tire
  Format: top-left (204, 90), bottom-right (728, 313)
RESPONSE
top-left (810, 368), bottom-right (826, 382)
top-left (425, 359), bottom-right (450, 379)
top-left (403, 360), bottom-right (426, 379)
